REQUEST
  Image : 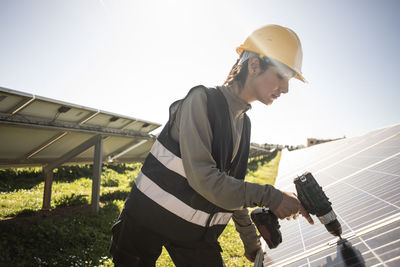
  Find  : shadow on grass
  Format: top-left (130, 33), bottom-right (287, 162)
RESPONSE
top-left (103, 163), bottom-right (139, 174)
top-left (0, 169), bottom-right (44, 192)
top-left (247, 149), bottom-right (278, 173)
top-left (14, 209), bottom-right (38, 218)
top-left (0, 166), bottom-right (93, 193)
top-left (54, 193), bottom-right (89, 208)
top-left (3, 193), bottom-right (90, 218)
top-left (100, 190), bottom-right (129, 202)
top-left (0, 201), bottom-right (121, 266)
top-left (0, 164), bottom-right (137, 193)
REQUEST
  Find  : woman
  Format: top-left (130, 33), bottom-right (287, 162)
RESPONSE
top-left (110, 24), bottom-right (313, 267)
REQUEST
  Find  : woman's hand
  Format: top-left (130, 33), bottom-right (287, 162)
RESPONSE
top-left (244, 249), bottom-right (259, 262)
top-left (272, 191), bottom-right (314, 224)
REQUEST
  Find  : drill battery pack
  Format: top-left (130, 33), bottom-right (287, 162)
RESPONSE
top-left (251, 208), bottom-right (282, 249)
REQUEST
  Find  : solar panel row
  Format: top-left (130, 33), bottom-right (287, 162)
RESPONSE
top-left (263, 123), bottom-right (400, 267)
top-left (0, 86), bottom-right (161, 211)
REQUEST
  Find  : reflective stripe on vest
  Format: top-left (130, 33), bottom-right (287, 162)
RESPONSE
top-left (135, 171), bottom-right (232, 226)
top-left (150, 139), bottom-right (186, 178)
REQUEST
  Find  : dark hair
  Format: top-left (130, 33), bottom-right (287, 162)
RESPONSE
top-left (223, 56), bottom-right (273, 91)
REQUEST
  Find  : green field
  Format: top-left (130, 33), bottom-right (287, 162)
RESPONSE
top-left (0, 152), bottom-right (281, 266)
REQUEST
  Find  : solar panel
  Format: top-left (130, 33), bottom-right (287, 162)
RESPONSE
top-left (260, 123), bottom-right (400, 266)
top-left (0, 86), bottom-right (161, 167)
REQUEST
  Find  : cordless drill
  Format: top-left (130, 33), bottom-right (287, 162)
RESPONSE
top-left (251, 172), bottom-right (342, 249)
top-left (294, 172), bottom-right (342, 238)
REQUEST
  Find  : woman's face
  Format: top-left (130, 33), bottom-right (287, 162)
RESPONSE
top-left (250, 65), bottom-right (292, 105)
top-left (242, 57), bottom-right (294, 105)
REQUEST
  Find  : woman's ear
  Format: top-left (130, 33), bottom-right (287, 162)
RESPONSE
top-left (248, 56), bottom-right (261, 76)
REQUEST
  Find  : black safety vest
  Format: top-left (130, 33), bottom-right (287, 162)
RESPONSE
top-left (124, 86), bottom-right (251, 245)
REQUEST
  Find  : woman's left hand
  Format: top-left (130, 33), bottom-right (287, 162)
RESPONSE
top-left (244, 249), bottom-right (259, 262)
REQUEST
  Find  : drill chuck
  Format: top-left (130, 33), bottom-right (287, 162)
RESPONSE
top-left (325, 219), bottom-right (342, 237)
top-left (318, 210), bottom-right (342, 237)
top-left (317, 209), bottom-right (337, 224)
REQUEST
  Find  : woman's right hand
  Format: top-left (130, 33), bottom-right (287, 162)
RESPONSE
top-left (272, 191), bottom-right (314, 225)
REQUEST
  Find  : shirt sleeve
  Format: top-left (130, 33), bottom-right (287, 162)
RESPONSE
top-left (232, 208), bottom-right (261, 254)
top-left (175, 88), bottom-right (283, 211)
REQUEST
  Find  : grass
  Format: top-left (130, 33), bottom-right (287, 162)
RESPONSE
top-left (0, 152), bottom-right (281, 266)
top-left (246, 150), bottom-right (281, 186)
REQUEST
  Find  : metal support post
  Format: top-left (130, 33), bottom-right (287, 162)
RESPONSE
top-left (91, 135), bottom-right (103, 212)
top-left (42, 134), bottom-right (103, 212)
top-left (42, 169), bottom-right (54, 210)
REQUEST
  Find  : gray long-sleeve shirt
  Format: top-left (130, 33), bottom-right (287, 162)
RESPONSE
top-left (170, 85), bottom-right (283, 252)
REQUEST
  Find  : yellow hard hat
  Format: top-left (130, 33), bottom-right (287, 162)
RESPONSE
top-left (237, 24), bottom-right (306, 83)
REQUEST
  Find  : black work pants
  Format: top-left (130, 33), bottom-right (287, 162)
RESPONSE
top-left (110, 212), bottom-right (224, 267)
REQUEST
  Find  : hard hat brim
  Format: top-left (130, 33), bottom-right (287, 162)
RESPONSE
top-left (295, 73), bottom-right (307, 83)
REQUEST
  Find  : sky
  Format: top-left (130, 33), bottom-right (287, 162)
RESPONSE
top-left (0, 0), bottom-right (399, 146)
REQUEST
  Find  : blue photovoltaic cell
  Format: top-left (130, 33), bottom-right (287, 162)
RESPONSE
top-left (263, 124), bottom-right (400, 267)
